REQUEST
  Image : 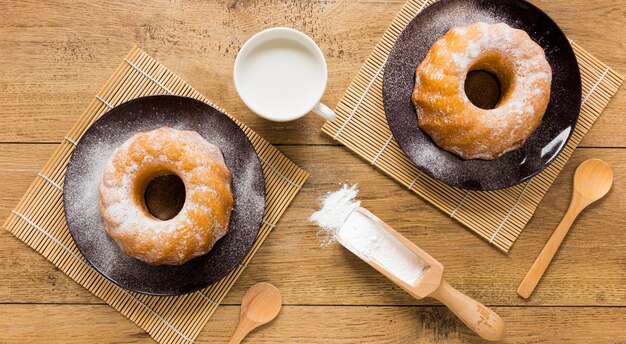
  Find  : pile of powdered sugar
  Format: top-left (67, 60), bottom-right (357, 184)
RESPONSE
top-left (309, 184), bottom-right (361, 246)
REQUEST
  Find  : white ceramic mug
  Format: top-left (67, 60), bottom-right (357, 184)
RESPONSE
top-left (233, 27), bottom-right (336, 122)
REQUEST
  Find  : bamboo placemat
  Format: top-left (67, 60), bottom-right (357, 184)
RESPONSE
top-left (1, 46), bottom-right (308, 344)
top-left (323, 0), bottom-right (623, 252)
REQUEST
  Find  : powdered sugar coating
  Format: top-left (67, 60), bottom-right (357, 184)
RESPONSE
top-left (413, 22), bottom-right (552, 160)
top-left (99, 127), bottom-right (234, 265)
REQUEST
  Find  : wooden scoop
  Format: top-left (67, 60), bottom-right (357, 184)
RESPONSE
top-left (228, 283), bottom-right (282, 344)
top-left (518, 159), bottom-right (613, 299)
top-left (338, 207), bottom-right (505, 341)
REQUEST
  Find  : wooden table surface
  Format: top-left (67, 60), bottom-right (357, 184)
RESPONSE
top-left (1, 0), bottom-right (624, 343)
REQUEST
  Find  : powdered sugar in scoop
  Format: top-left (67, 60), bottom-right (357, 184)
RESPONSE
top-left (310, 184), bottom-right (426, 285)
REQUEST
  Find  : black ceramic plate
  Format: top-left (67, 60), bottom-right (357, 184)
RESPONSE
top-left (63, 95), bottom-right (266, 295)
top-left (383, 0), bottom-right (581, 190)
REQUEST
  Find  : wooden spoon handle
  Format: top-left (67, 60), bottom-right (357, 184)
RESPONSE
top-left (228, 318), bottom-right (255, 344)
top-left (430, 280), bottom-right (505, 341)
top-left (517, 205), bottom-right (580, 299)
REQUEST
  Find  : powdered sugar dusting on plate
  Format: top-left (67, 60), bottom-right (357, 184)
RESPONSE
top-left (384, 0), bottom-right (580, 190)
top-left (63, 96), bottom-right (265, 295)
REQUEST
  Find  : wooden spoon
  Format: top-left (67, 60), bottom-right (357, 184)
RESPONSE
top-left (338, 207), bottom-right (505, 341)
top-left (228, 283), bottom-right (282, 344)
top-left (518, 159), bottom-right (613, 299)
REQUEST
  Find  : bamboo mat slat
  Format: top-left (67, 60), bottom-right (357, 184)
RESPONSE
top-left (1, 46), bottom-right (309, 344)
top-left (322, 0), bottom-right (623, 252)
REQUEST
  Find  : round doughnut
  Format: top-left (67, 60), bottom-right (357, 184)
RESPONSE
top-left (412, 22), bottom-right (552, 160)
top-left (98, 126), bottom-right (234, 266)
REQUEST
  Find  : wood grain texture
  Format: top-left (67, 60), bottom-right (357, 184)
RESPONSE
top-left (0, 0), bottom-right (623, 146)
top-left (0, 304), bottom-right (624, 343)
top-left (1, 145), bottom-right (624, 307)
top-left (0, 0), bottom-right (625, 342)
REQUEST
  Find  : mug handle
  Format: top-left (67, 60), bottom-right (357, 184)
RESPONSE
top-left (312, 102), bottom-right (336, 122)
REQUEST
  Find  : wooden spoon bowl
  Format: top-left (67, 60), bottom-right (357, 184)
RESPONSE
top-left (229, 283), bottom-right (282, 344)
top-left (572, 159), bottom-right (614, 206)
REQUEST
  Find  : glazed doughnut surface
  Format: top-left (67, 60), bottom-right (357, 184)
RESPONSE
top-left (412, 22), bottom-right (552, 160)
top-left (98, 126), bottom-right (234, 265)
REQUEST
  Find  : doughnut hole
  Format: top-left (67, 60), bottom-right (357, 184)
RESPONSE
top-left (138, 172), bottom-right (186, 221)
top-left (464, 71), bottom-right (501, 109)
top-left (464, 53), bottom-right (515, 110)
